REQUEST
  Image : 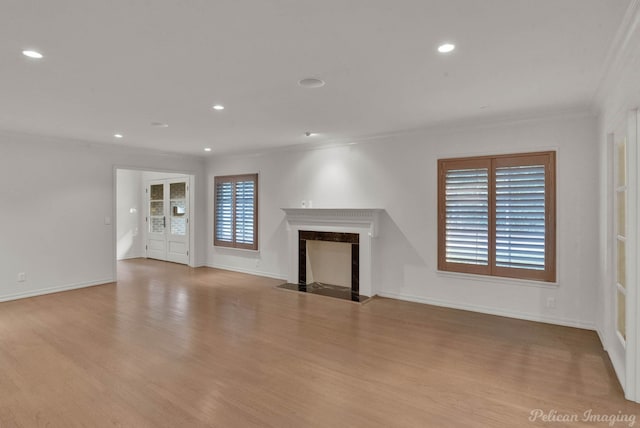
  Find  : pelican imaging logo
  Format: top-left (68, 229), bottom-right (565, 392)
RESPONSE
top-left (528, 409), bottom-right (636, 426)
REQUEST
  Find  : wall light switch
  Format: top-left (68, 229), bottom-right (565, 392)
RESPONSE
top-left (104, 216), bottom-right (112, 225)
top-left (18, 272), bottom-right (26, 282)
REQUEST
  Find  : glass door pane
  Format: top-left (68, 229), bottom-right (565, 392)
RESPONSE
top-left (618, 290), bottom-right (627, 341)
top-left (169, 182), bottom-right (187, 236)
top-left (149, 183), bottom-right (165, 233)
top-left (615, 137), bottom-right (627, 343)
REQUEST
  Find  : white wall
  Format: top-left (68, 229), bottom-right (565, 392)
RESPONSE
top-left (207, 113), bottom-right (599, 329)
top-left (116, 169), bottom-right (144, 260)
top-left (0, 132), bottom-right (207, 302)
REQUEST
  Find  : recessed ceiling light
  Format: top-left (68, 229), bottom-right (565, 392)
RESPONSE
top-left (22, 50), bottom-right (43, 59)
top-left (114, 133), bottom-right (123, 139)
top-left (437, 43), bottom-right (456, 53)
top-left (204, 147), bottom-right (212, 152)
top-left (212, 105), bottom-right (225, 111)
top-left (305, 132), bottom-right (318, 137)
top-left (151, 122), bottom-right (169, 128)
top-left (298, 78), bottom-right (325, 88)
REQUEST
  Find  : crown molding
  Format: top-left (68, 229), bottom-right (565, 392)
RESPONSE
top-left (0, 128), bottom-right (205, 162)
top-left (208, 106), bottom-right (593, 161)
top-left (592, 0), bottom-right (640, 111)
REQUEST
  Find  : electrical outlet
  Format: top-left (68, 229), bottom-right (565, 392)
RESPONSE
top-left (546, 297), bottom-right (556, 309)
top-left (18, 272), bottom-right (26, 282)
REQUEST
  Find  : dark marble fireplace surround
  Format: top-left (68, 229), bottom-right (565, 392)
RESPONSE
top-left (279, 230), bottom-right (364, 302)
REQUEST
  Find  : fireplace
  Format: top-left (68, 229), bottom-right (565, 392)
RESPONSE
top-left (280, 208), bottom-right (382, 302)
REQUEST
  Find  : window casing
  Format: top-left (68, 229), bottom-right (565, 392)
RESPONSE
top-left (438, 152), bottom-right (556, 282)
top-left (214, 174), bottom-right (258, 250)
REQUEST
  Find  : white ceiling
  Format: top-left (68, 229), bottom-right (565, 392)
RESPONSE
top-left (0, 0), bottom-right (631, 156)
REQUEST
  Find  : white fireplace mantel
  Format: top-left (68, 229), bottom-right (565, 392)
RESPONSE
top-left (281, 208), bottom-right (384, 297)
top-left (281, 208), bottom-right (383, 237)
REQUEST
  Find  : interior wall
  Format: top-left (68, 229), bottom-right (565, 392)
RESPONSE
top-left (0, 132), bottom-right (207, 302)
top-left (116, 169), bottom-right (144, 260)
top-left (207, 113), bottom-right (599, 329)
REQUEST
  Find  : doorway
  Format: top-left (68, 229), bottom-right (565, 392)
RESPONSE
top-left (116, 169), bottom-right (194, 266)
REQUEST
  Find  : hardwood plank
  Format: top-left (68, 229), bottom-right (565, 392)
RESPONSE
top-left (0, 258), bottom-right (637, 427)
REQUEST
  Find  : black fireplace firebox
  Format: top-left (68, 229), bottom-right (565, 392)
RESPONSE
top-left (297, 230), bottom-right (360, 301)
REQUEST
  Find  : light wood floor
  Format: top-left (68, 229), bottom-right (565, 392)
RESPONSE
top-left (0, 259), bottom-right (638, 427)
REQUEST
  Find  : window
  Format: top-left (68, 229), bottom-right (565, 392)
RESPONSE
top-left (438, 151), bottom-right (556, 282)
top-left (214, 174), bottom-right (258, 250)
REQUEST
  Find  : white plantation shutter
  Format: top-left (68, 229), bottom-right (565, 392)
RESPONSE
top-left (235, 179), bottom-right (256, 245)
top-left (438, 152), bottom-right (555, 282)
top-left (445, 168), bottom-right (489, 266)
top-left (214, 174), bottom-right (258, 249)
top-left (495, 165), bottom-right (546, 270)
top-left (215, 181), bottom-right (233, 243)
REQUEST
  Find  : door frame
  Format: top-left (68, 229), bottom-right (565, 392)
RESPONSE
top-left (628, 109), bottom-right (639, 402)
top-left (113, 166), bottom-right (197, 280)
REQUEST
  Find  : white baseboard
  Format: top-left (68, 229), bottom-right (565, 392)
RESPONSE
top-left (595, 327), bottom-right (626, 395)
top-left (117, 252), bottom-right (144, 261)
top-left (207, 263), bottom-right (287, 281)
top-left (376, 291), bottom-right (596, 331)
top-left (595, 326), bottom-right (608, 351)
top-left (0, 279), bottom-right (114, 303)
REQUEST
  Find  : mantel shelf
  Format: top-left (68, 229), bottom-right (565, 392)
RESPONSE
top-left (281, 208), bottom-right (384, 215)
top-left (281, 208), bottom-right (384, 237)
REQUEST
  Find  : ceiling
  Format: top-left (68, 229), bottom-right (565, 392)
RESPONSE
top-left (0, 0), bottom-right (631, 156)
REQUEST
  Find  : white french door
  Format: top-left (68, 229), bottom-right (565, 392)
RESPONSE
top-left (611, 110), bottom-right (640, 402)
top-left (146, 178), bottom-right (190, 264)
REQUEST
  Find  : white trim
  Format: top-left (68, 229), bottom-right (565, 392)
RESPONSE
top-left (618, 331), bottom-right (628, 348)
top-left (627, 109), bottom-right (639, 401)
top-left (596, 327), bottom-right (608, 351)
top-left (0, 279), bottom-right (113, 303)
top-left (213, 246), bottom-right (260, 254)
top-left (593, 0), bottom-right (640, 109)
top-left (377, 291), bottom-right (596, 331)
top-left (207, 263), bottom-right (287, 281)
top-left (210, 109), bottom-right (592, 159)
top-left (436, 270), bottom-right (558, 289)
top-left (0, 129), bottom-right (204, 160)
top-left (281, 208), bottom-right (383, 237)
top-left (611, 344), bottom-right (627, 393)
